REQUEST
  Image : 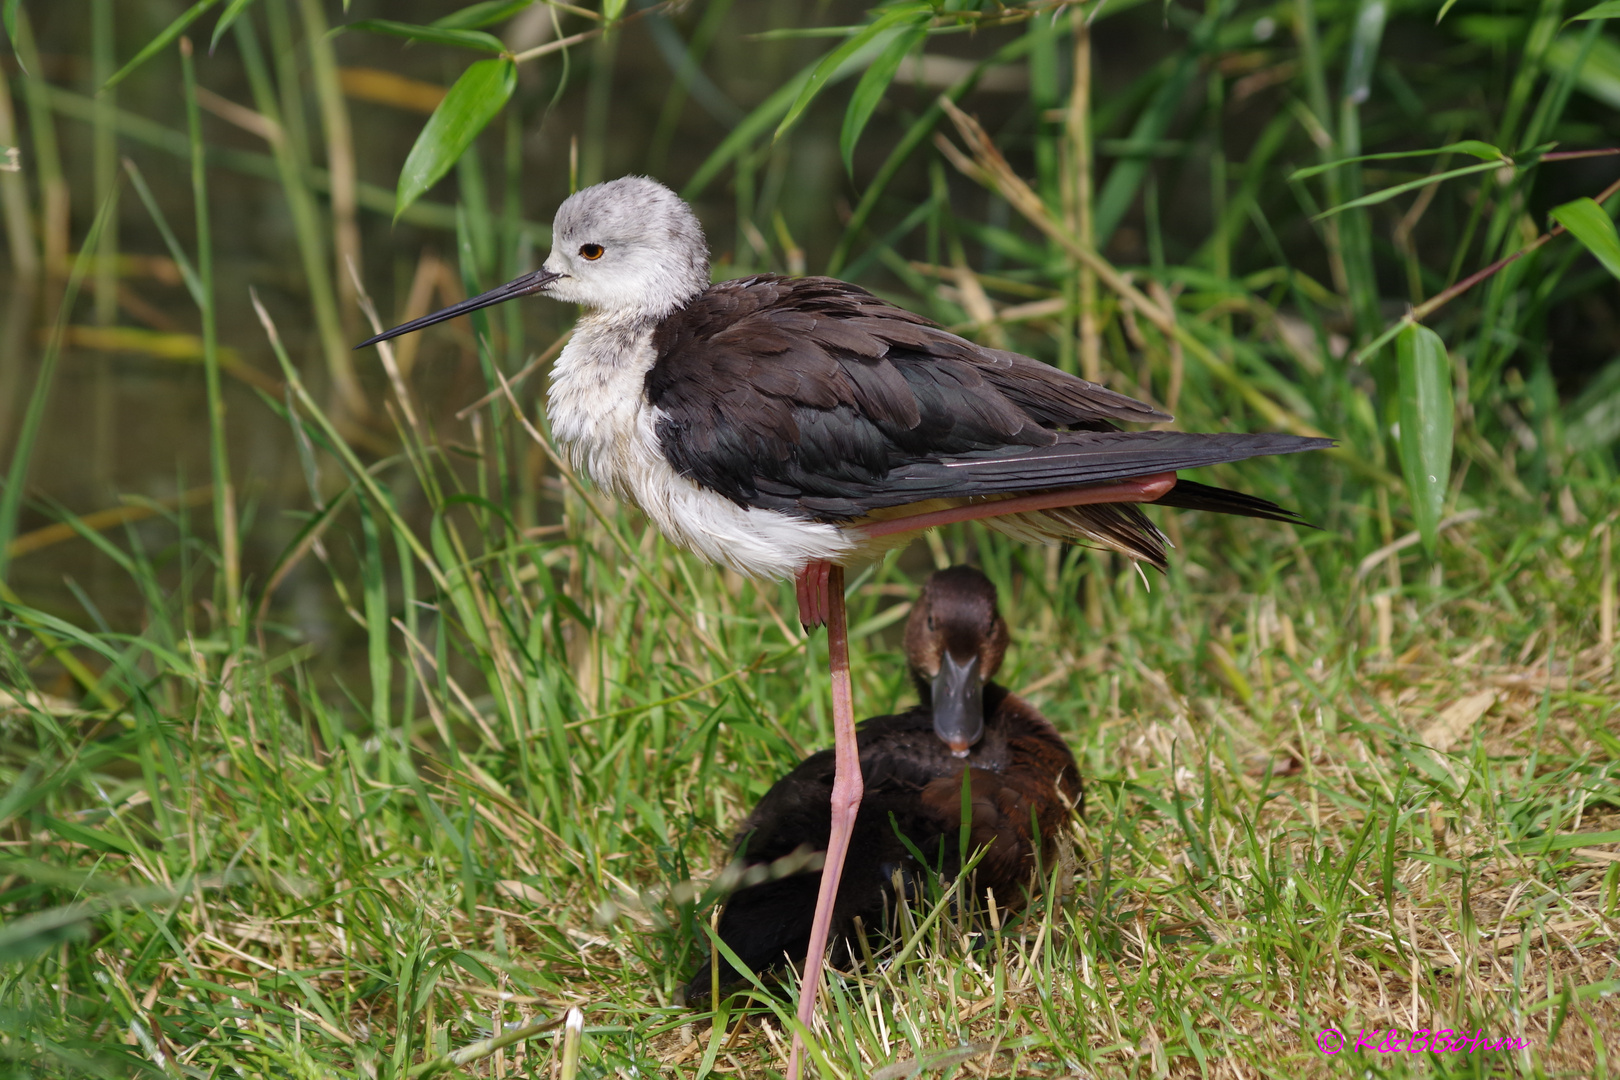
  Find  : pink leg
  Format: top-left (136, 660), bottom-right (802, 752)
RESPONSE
top-left (787, 563), bottom-right (859, 1080)
top-left (858, 472), bottom-right (1178, 540)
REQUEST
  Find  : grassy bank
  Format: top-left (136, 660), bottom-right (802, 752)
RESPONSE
top-left (3, 465), bottom-right (1616, 1077)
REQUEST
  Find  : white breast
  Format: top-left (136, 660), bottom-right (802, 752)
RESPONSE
top-left (545, 314), bottom-right (858, 581)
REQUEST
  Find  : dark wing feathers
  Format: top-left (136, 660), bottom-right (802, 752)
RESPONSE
top-left (977, 345), bottom-right (1168, 429)
top-left (917, 430), bottom-right (1323, 494)
top-left (647, 275), bottom-right (1329, 537)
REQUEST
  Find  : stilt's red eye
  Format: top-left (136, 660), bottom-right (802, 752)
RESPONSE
top-left (579, 243), bottom-right (604, 260)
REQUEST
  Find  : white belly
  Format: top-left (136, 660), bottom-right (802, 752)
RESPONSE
top-left (545, 318), bottom-right (857, 581)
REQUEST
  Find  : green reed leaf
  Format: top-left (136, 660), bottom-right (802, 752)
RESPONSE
top-left (346, 18), bottom-right (505, 52)
top-left (434, 0), bottom-right (536, 30)
top-left (396, 58), bottom-right (516, 220)
top-left (1551, 196), bottom-right (1620, 281)
top-left (775, 3), bottom-right (931, 142)
top-left (209, 0), bottom-right (258, 53)
top-left (841, 23), bottom-right (926, 176)
top-left (1288, 141), bottom-right (1504, 182)
top-left (102, 0), bottom-right (219, 91)
top-left (1568, 1), bottom-right (1620, 23)
top-left (1396, 323), bottom-right (1454, 556)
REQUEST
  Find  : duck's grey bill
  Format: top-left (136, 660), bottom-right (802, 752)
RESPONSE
top-left (355, 267), bottom-right (563, 349)
top-left (931, 650), bottom-right (984, 757)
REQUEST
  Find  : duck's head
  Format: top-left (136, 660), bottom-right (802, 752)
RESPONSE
top-left (903, 566), bottom-right (1010, 757)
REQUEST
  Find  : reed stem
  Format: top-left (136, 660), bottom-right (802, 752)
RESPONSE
top-left (1065, 9), bottom-right (1100, 384)
top-left (181, 38), bottom-right (239, 621)
top-left (0, 45), bottom-right (39, 278)
top-left (14, 10), bottom-right (68, 280)
top-left (298, 0), bottom-right (362, 340)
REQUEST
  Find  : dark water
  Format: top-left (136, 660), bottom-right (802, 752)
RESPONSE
top-left (1, 1), bottom-right (1078, 653)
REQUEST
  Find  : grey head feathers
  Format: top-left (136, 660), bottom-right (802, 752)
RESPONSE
top-left (543, 176), bottom-right (711, 321)
top-left (351, 176), bottom-right (713, 348)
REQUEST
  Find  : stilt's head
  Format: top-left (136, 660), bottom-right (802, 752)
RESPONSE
top-left (903, 566), bottom-right (1011, 757)
top-left (545, 176), bottom-right (710, 318)
top-left (355, 176), bottom-right (710, 348)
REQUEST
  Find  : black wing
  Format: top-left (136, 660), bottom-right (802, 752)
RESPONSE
top-left (647, 275), bottom-right (1328, 530)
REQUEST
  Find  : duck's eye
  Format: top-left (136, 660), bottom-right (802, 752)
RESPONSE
top-left (578, 243), bottom-right (604, 261)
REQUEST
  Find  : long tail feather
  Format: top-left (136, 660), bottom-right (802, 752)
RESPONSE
top-left (1153, 479), bottom-right (1318, 527)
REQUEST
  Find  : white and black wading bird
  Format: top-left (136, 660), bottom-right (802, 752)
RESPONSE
top-left (359, 175), bottom-right (1330, 1078)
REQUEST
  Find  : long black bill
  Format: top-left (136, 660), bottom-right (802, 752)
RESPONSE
top-left (931, 651), bottom-right (984, 758)
top-left (354, 267), bottom-right (563, 349)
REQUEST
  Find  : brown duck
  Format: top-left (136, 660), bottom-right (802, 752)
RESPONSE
top-left (687, 566), bottom-right (1081, 1000)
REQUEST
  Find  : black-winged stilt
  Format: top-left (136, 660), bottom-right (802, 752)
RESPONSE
top-left (358, 176), bottom-right (1328, 1077)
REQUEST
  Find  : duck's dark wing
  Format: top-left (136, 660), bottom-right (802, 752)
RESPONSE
top-left (647, 275), bottom-right (1328, 529)
top-left (723, 711), bottom-right (953, 867)
top-left (686, 710), bottom-right (961, 1001)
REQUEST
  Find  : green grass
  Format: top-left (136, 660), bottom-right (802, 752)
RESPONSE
top-left (4, 0), bottom-right (1620, 1077)
top-left (2, 477), bottom-right (1617, 1077)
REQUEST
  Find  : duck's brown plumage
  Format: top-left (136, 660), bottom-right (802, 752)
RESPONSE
top-left (686, 567), bottom-right (1081, 1001)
